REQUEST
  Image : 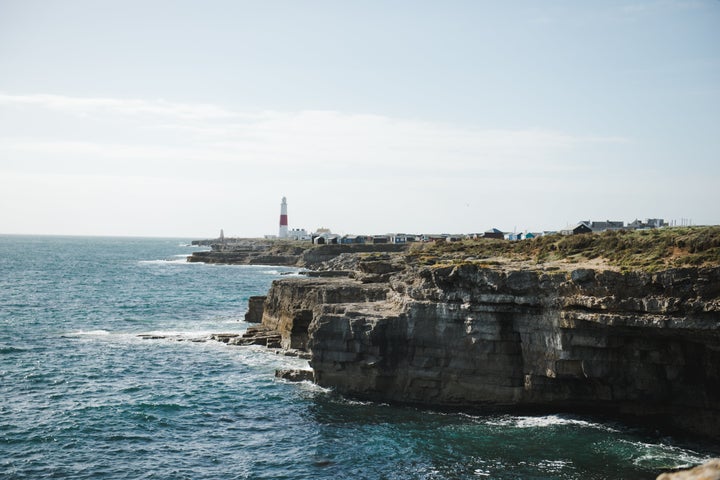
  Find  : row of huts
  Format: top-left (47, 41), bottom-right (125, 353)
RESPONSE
top-left (310, 228), bottom-right (533, 245)
top-left (298, 218), bottom-right (669, 245)
top-left (561, 218), bottom-right (668, 235)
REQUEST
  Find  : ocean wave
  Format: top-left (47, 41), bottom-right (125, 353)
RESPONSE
top-left (296, 381), bottom-right (332, 394)
top-left (0, 345), bottom-right (27, 355)
top-left (139, 329), bottom-right (232, 341)
top-left (260, 270), bottom-right (304, 276)
top-left (66, 330), bottom-right (111, 337)
top-left (609, 439), bottom-right (711, 470)
top-left (487, 414), bottom-right (620, 432)
top-left (235, 345), bottom-right (311, 370)
top-left (138, 257), bottom-right (189, 265)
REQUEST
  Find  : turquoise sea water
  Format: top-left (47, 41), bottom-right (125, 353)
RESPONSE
top-left (1, 235), bottom-right (717, 479)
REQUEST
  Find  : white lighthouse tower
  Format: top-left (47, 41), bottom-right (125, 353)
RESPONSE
top-left (279, 196), bottom-right (289, 238)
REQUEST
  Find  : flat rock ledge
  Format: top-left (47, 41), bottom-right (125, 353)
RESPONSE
top-left (657, 459), bottom-right (720, 480)
top-left (211, 326), bottom-right (282, 348)
top-left (275, 368), bottom-right (314, 382)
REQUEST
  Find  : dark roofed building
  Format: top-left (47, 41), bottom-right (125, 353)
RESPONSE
top-left (483, 228), bottom-right (504, 239)
top-left (572, 223), bottom-right (592, 235)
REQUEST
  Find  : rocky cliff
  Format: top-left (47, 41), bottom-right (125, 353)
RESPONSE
top-left (187, 240), bottom-right (406, 267)
top-left (254, 254), bottom-right (720, 439)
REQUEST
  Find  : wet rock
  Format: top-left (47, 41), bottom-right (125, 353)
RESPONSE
top-left (210, 333), bottom-right (240, 343)
top-left (275, 369), bottom-right (314, 382)
top-left (232, 325), bottom-right (282, 348)
top-left (137, 334), bottom-right (167, 340)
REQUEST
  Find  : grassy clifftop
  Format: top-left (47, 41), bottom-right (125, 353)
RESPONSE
top-left (407, 226), bottom-right (720, 272)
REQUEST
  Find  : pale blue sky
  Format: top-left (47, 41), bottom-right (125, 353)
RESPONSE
top-left (1, 1), bottom-right (718, 237)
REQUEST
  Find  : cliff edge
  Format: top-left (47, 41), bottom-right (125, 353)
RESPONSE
top-left (250, 227), bottom-right (720, 439)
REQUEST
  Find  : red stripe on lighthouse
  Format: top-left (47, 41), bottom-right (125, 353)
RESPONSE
top-left (280, 214), bottom-right (288, 226)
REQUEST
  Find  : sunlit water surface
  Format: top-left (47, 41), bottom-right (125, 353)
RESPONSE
top-left (1, 235), bottom-right (717, 479)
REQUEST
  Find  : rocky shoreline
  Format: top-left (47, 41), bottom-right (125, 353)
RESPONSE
top-left (216, 240), bottom-right (720, 443)
top-left (187, 238), bottom-right (406, 267)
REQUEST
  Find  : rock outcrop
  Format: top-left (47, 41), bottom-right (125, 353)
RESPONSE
top-left (244, 296), bottom-right (266, 323)
top-left (187, 240), bottom-right (407, 267)
top-left (657, 459), bottom-right (720, 480)
top-left (275, 368), bottom-right (314, 382)
top-left (252, 258), bottom-right (720, 439)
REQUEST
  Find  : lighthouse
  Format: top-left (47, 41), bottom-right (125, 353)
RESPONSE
top-left (279, 196), bottom-right (288, 238)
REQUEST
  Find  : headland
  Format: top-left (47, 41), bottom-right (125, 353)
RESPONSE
top-left (188, 238), bottom-right (407, 267)
top-left (200, 226), bottom-right (720, 441)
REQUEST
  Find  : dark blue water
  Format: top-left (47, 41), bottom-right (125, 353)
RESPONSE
top-left (1, 235), bottom-right (717, 479)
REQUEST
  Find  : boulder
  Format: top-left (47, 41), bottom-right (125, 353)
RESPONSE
top-left (275, 369), bottom-right (314, 382)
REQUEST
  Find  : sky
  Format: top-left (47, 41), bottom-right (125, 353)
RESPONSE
top-left (0, 0), bottom-right (718, 238)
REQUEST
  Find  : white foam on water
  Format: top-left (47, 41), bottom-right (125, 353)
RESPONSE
top-left (295, 380), bottom-right (331, 394)
top-left (67, 329), bottom-right (111, 336)
top-left (138, 257), bottom-right (189, 265)
top-left (487, 414), bottom-right (620, 432)
top-left (615, 439), bottom-right (712, 470)
top-left (142, 329), bottom-right (221, 338)
top-left (240, 346), bottom-right (310, 370)
top-left (536, 459), bottom-right (574, 474)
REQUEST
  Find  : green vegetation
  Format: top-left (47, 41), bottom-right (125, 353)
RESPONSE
top-left (407, 226), bottom-right (720, 272)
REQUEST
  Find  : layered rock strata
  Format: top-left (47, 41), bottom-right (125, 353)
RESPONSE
top-left (188, 241), bottom-right (407, 267)
top-left (254, 261), bottom-right (720, 439)
top-left (244, 296), bottom-right (266, 323)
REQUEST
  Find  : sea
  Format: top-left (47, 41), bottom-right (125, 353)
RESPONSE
top-left (1, 235), bottom-right (717, 480)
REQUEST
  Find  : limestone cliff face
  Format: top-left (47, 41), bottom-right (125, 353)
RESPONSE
top-left (257, 263), bottom-right (720, 438)
top-left (261, 277), bottom-right (389, 350)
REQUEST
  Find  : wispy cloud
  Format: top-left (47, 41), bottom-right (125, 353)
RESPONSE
top-left (0, 92), bottom-right (239, 120)
top-left (0, 92), bottom-right (627, 181)
top-left (618, 0), bottom-right (707, 17)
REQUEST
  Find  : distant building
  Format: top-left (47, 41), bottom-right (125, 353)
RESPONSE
top-left (372, 235), bottom-right (390, 244)
top-left (288, 228), bottom-right (311, 241)
top-left (483, 228), bottom-right (504, 239)
top-left (628, 218), bottom-right (668, 229)
top-left (389, 234), bottom-right (406, 244)
top-left (340, 235), bottom-right (365, 245)
top-left (561, 222), bottom-right (593, 235)
top-left (313, 233), bottom-right (340, 245)
top-left (562, 220), bottom-right (624, 235)
top-left (422, 234), bottom-right (447, 242)
top-left (586, 220), bottom-right (624, 232)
